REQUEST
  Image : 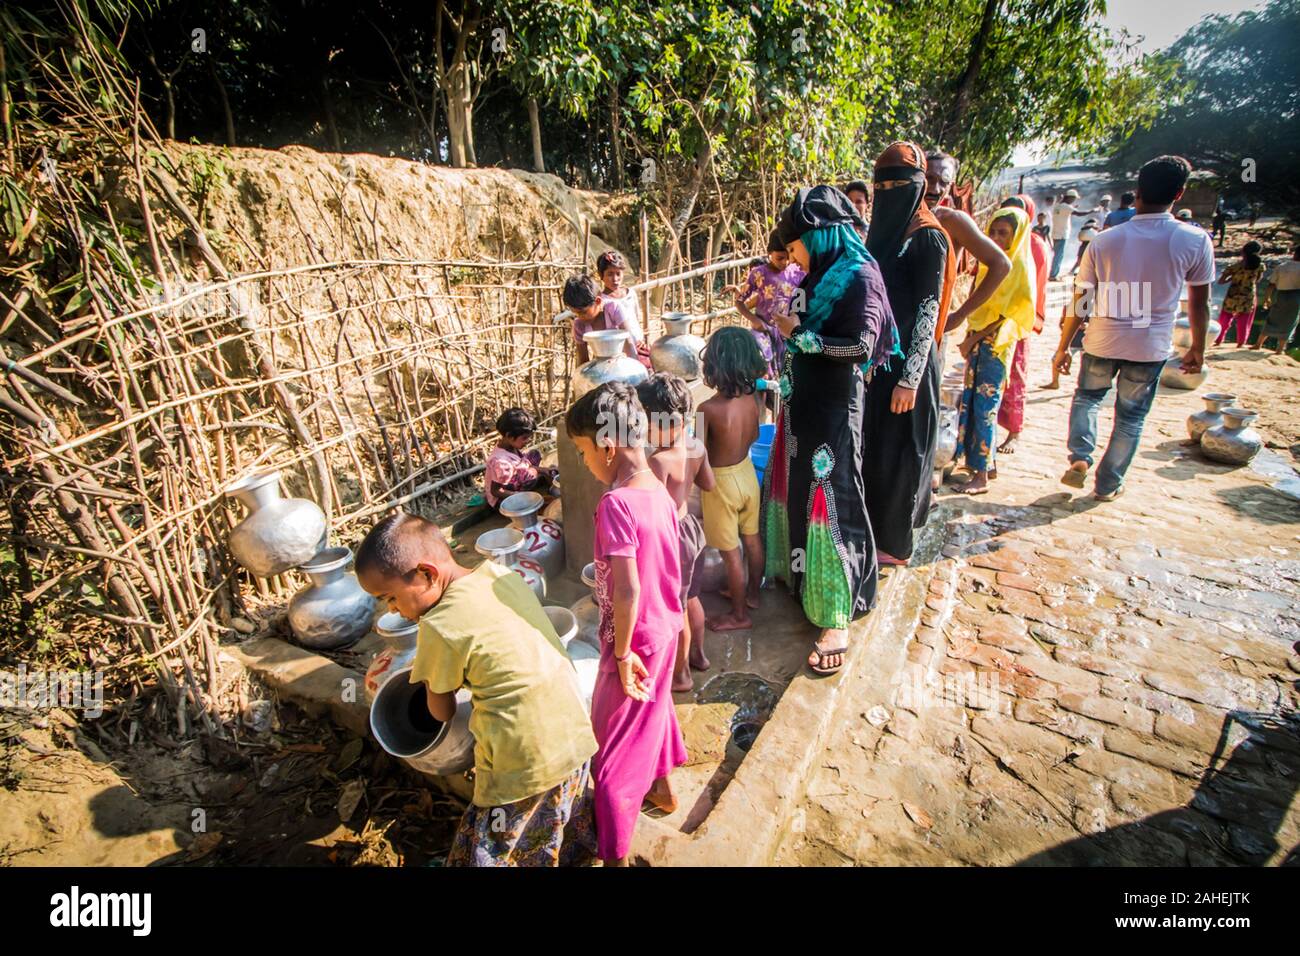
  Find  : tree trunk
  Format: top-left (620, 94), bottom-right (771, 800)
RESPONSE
top-left (528, 98), bottom-right (544, 172)
top-left (162, 79), bottom-right (176, 140)
top-left (649, 139), bottom-right (713, 308)
top-left (464, 96), bottom-right (478, 166)
top-left (320, 73), bottom-right (342, 152)
top-left (947, 0), bottom-right (999, 139)
top-left (443, 50), bottom-right (475, 167)
top-left (444, 84), bottom-right (467, 167)
top-left (208, 59), bottom-right (236, 146)
top-left (655, 139), bottom-right (713, 275)
top-left (609, 82), bottom-right (624, 188)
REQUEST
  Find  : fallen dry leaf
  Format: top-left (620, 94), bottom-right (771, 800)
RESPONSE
top-left (338, 779), bottom-right (365, 822)
top-left (186, 831), bottom-right (224, 862)
top-left (902, 802), bottom-right (933, 829)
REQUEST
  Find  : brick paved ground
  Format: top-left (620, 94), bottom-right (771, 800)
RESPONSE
top-left (775, 296), bottom-right (1300, 867)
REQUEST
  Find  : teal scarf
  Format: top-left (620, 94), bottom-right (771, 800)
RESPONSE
top-left (799, 223), bottom-right (901, 374)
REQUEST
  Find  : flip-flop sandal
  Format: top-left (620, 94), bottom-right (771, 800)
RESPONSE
top-left (641, 796), bottom-right (678, 817)
top-left (960, 484), bottom-right (990, 496)
top-left (809, 645), bottom-right (848, 676)
top-left (1060, 467), bottom-right (1087, 489)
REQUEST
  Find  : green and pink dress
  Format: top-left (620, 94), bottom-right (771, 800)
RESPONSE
top-left (762, 249), bottom-right (897, 629)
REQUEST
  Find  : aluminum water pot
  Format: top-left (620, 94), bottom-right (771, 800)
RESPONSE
top-left (365, 611), bottom-right (419, 705)
top-left (370, 671), bottom-right (475, 776)
top-left (225, 470), bottom-right (327, 577)
top-left (499, 491), bottom-right (565, 580)
top-left (573, 330), bottom-right (647, 398)
top-left (650, 313), bottom-right (707, 381)
top-left (1200, 407), bottom-right (1263, 465)
top-left (475, 527), bottom-right (547, 599)
top-left (1186, 392), bottom-right (1237, 442)
top-left (287, 546), bottom-right (377, 650)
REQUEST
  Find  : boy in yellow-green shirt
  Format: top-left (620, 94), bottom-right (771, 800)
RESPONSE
top-left (356, 513), bottom-right (597, 866)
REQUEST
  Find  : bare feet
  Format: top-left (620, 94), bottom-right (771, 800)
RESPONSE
top-left (671, 666), bottom-right (694, 693)
top-left (708, 611), bottom-right (752, 632)
top-left (644, 777), bottom-right (678, 815)
top-left (719, 589), bottom-right (761, 610)
top-left (1042, 378), bottom-right (1061, 390)
top-left (960, 471), bottom-right (990, 495)
top-left (808, 628), bottom-right (848, 675)
top-left (931, 472), bottom-right (942, 492)
top-left (998, 433), bottom-right (1019, 454)
top-left (687, 597), bottom-right (709, 671)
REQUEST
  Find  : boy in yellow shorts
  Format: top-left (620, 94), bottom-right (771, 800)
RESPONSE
top-left (697, 327), bottom-right (767, 631)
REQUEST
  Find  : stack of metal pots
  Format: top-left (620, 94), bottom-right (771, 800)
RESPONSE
top-left (224, 469), bottom-right (376, 650)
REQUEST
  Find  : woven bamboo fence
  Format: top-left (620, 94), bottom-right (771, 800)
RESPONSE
top-left (2, 237), bottom-right (756, 736)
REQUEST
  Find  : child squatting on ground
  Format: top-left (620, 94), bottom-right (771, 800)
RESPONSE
top-left (354, 513), bottom-right (597, 867)
top-left (484, 406), bottom-right (556, 509)
top-left (566, 381), bottom-right (688, 865)
top-left (697, 326), bottom-right (767, 632)
top-left (636, 372), bottom-right (716, 692)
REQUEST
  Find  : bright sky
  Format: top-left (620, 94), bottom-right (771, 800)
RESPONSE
top-left (1009, 0), bottom-right (1264, 166)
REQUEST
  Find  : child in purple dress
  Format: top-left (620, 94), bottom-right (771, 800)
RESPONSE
top-left (724, 230), bottom-right (807, 378)
top-left (565, 381), bottom-right (686, 865)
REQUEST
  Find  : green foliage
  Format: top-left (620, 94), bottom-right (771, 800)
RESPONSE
top-left (879, 0), bottom-right (1175, 180)
top-left (176, 148), bottom-right (230, 224)
top-left (499, 1), bottom-right (606, 114)
top-left (1107, 0), bottom-right (1300, 214)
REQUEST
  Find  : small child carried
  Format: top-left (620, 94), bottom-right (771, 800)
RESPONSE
top-left (723, 230), bottom-right (807, 379)
top-left (484, 407), bottom-right (556, 509)
top-left (355, 513), bottom-right (597, 867)
top-left (636, 373), bottom-right (716, 692)
top-left (697, 326), bottom-right (767, 632)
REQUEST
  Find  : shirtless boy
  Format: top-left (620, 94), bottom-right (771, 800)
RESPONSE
top-left (697, 327), bottom-right (766, 632)
top-left (637, 373), bottom-right (715, 691)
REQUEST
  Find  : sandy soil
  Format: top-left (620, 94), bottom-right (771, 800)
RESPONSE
top-left (1203, 348), bottom-right (1300, 462)
top-left (1, 698), bottom-right (462, 867)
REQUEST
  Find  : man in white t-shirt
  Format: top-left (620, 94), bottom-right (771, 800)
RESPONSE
top-left (1049, 188), bottom-right (1090, 280)
top-left (1052, 155), bottom-right (1215, 501)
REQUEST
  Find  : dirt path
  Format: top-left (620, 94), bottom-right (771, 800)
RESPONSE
top-left (1, 697), bottom-right (463, 866)
top-left (776, 309), bottom-right (1300, 866)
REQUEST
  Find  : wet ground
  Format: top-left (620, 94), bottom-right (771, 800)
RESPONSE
top-left (776, 285), bottom-right (1300, 866)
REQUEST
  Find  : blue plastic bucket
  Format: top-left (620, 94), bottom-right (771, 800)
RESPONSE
top-left (750, 423), bottom-right (776, 486)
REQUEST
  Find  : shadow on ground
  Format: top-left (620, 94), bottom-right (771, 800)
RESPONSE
top-left (1017, 710), bottom-right (1300, 866)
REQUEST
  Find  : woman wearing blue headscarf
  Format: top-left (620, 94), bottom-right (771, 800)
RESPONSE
top-left (763, 185), bottom-right (900, 675)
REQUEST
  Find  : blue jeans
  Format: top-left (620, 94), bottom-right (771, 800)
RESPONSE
top-left (1050, 238), bottom-right (1067, 279)
top-left (1067, 353), bottom-right (1166, 495)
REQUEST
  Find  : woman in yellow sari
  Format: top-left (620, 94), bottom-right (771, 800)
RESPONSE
top-left (953, 206), bottom-right (1037, 495)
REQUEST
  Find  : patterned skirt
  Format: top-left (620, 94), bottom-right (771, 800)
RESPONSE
top-left (957, 338), bottom-right (1006, 474)
top-left (445, 761), bottom-right (596, 867)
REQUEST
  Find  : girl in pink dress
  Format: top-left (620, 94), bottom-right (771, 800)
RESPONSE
top-left (564, 381), bottom-right (687, 865)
